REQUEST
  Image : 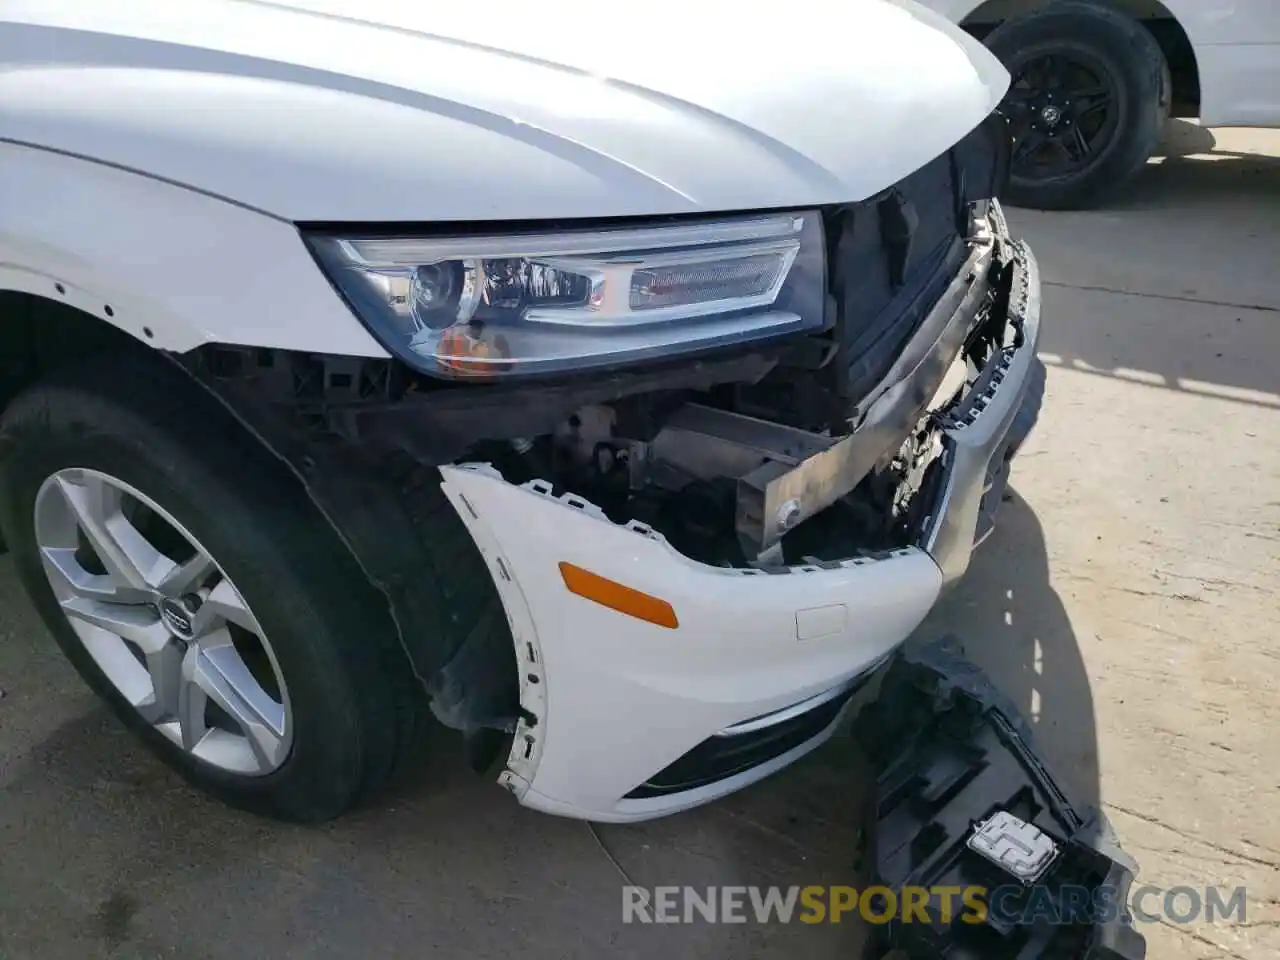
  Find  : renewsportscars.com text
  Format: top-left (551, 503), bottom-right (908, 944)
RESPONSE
top-left (622, 884), bottom-right (1249, 926)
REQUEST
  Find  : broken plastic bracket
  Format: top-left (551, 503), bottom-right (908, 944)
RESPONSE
top-left (855, 637), bottom-right (1147, 960)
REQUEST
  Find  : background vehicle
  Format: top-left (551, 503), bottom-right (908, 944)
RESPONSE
top-left (916, 0), bottom-right (1280, 208)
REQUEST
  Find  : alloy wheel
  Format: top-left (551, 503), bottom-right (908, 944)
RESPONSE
top-left (1000, 50), bottom-right (1121, 184)
top-left (33, 468), bottom-right (292, 776)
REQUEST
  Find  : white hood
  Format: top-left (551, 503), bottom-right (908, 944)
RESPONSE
top-left (0, 0), bottom-right (1008, 222)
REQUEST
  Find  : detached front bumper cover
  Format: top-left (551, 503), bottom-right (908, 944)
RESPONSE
top-left (855, 638), bottom-right (1148, 960)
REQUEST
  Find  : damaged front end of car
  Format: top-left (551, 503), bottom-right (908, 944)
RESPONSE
top-left (178, 111), bottom-right (1045, 817)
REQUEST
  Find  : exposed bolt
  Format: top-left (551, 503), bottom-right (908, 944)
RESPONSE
top-left (595, 445), bottom-right (615, 474)
top-left (776, 499), bottom-right (802, 532)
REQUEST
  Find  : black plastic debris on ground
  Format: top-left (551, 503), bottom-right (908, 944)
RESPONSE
top-left (855, 637), bottom-right (1147, 959)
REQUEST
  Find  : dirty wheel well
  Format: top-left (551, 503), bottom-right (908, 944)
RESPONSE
top-left (0, 292), bottom-right (152, 414)
top-left (961, 0), bottom-right (1201, 114)
top-left (0, 293), bottom-right (521, 751)
top-left (0, 293), bottom-right (155, 552)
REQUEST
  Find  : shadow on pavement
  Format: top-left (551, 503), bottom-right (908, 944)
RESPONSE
top-left (912, 489), bottom-right (1100, 814)
top-left (1007, 120), bottom-right (1280, 404)
top-left (0, 701), bottom-right (743, 959)
top-left (1150, 118), bottom-right (1218, 159)
top-left (1118, 121), bottom-right (1280, 215)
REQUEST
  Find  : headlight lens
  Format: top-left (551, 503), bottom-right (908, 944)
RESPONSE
top-left (306, 213), bottom-right (826, 380)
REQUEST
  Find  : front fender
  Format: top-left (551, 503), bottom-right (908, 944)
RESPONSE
top-left (0, 142), bottom-right (387, 358)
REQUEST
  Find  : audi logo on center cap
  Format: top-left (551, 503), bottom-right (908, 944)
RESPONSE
top-left (159, 597), bottom-right (197, 639)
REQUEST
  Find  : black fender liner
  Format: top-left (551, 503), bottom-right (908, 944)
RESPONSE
top-left (169, 354), bottom-right (520, 744)
top-left (167, 342), bottom-right (784, 747)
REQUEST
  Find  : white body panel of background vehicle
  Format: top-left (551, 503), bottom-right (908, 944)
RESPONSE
top-left (920, 0), bottom-right (1280, 126)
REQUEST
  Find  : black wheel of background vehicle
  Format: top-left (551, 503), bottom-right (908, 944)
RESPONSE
top-left (0, 357), bottom-right (421, 822)
top-left (984, 1), bottom-right (1169, 210)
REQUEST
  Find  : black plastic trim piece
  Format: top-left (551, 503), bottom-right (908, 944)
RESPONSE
top-left (855, 637), bottom-right (1147, 960)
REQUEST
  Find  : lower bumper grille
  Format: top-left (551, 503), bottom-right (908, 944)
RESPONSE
top-left (624, 668), bottom-right (882, 800)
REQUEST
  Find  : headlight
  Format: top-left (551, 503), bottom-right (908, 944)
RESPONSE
top-left (306, 213), bottom-right (826, 380)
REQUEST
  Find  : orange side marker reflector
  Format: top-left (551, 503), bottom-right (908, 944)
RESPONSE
top-left (558, 562), bottom-right (679, 629)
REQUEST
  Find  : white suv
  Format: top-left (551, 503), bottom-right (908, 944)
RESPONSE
top-left (0, 0), bottom-right (1044, 822)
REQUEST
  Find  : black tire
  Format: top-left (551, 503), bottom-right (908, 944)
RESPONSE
top-left (984, 1), bottom-right (1170, 210)
top-left (0, 357), bottom-right (418, 822)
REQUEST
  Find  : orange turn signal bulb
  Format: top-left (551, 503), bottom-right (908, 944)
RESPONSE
top-left (435, 329), bottom-right (504, 377)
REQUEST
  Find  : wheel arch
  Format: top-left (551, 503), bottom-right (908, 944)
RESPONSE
top-left (0, 292), bottom-right (277, 553)
top-left (0, 293), bottom-right (519, 747)
top-left (0, 295), bottom-right (169, 560)
top-left (0, 292), bottom-right (138, 414)
top-left (952, 0), bottom-right (1201, 114)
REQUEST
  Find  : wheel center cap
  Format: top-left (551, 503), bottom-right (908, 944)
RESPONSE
top-left (159, 596), bottom-right (198, 639)
top-left (1041, 105), bottom-right (1063, 127)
